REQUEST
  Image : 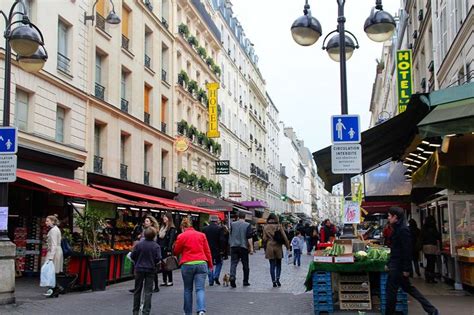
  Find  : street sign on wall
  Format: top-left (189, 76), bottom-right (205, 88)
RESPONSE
top-left (0, 155), bottom-right (17, 182)
top-left (331, 115), bottom-right (361, 144)
top-left (331, 144), bottom-right (362, 174)
top-left (229, 192), bottom-right (242, 198)
top-left (215, 160), bottom-right (230, 175)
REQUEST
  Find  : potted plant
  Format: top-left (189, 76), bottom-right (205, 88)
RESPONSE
top-left (206, 56), bottom-right (214, 67)
top-left (187, 35), bottom-right (198, 48)
top-left (197, 132), bottom-right (205, 145)
top-left (208, 179), bottom-right (216, 193)
top-left (186, 125), bottom-right (197, 140)
top-left (207, 138), bottom-right (215, 152)
top-left (212, 64), bottom-right (221, 77)
top-left (197, 46), bottom-right (207, 59)
top-left (215, 182), bottom-right (222, 196)
top-left (187, 80), bottom-right (198, 95)
top-left (217, 104), bottom-right (222, 117)
top-left (178, 169), bottom-right (189, 183)
top-left (188, 173), bottom-right (198, 187)
top-left (196, 88), bottom-right (207, 103)
top-left (202, 135), bottom-right (210, 149)
top-left (74, 208), bottom-right (107, 291)
top-left (213, 142), bottom-right (221, 156)
top-left (178, 23), bottom-right (189, 37)
top-left (177, 119), bottom-right (188, 135)
top-left (178, 70), bottom-right (189, 87)
top-left (198, 176), bottom-right (209, 191)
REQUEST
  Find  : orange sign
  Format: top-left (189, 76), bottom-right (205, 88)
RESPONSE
top-left (175, 136), bottom-right (189, 152)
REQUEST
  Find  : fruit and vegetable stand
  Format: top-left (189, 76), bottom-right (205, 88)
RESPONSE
top-left (305, 243), bottom-right (405, 314)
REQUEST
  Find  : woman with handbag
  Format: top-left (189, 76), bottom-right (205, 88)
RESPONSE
top-left (158, 212), bottom-right (177, 286)
top-left (420, 216), bottom-right (441, 283)
top-left (42, 215), bottom-right (64, 298)
top-left (263, 214), bottom-right (290, 287)
top-left (174, 217), bottom-right (213, 315)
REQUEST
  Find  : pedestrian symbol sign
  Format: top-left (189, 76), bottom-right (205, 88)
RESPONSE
top-left (0, 127), bottom-right (17, 154)
top-left (331, 115), bottom-right (361, 144)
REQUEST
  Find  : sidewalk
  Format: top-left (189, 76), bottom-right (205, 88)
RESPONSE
top-left (1, 250), bottom-right (472, 314)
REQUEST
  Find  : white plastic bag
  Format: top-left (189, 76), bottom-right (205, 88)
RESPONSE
top-left (126, 252), bottom-right (134, 264)
top-left (40, 261), bottom-right (56, 287)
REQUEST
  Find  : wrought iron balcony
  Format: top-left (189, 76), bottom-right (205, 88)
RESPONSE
top-left (144, 0), bottom-right (153, 11)
top-left (144, 171), bottom-right (150, 185)
top-left (120, 98), bottom-right (129, 113)
top-left (95, 82), bottom-right (105, 100)
top-left (144, 112), bottom-right (151, 125)
top-left (96, 13), bottom-right (106, 32)
top-left (144, 54), bottom-right (151, 69)
top-left (161, 122), bottom-right (167, 133)
top-left (94, 155), bottom-right (103, 174)
top-left (161, 17), bottom-right (169, 29)
top-left (120, 163), bottom-right (128, 180)
top-left (57, 52), bottom-right (70, 73)
top-left (121, 35), bottom-right (130, 50)
top-left (161, 177), bottom-right (166, 189)
top-left (161, 69), bottom-right (167, 82)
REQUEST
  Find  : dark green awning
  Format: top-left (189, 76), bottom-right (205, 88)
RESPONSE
top-left (418, 82), bottom-right (474, 137)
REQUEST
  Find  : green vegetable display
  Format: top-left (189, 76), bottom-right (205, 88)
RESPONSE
top-left (323, 243), bottom-right (345, 256)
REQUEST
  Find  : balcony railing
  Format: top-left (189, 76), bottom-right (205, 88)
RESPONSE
top-left (144, 171), bottom-right (150, 185)
top-left (120, 98), bottom-right (129, 113)
top-left (120, 163), bottom-right (128, 180)
top-left (121, 35), bottom-right (130, 50)
top-left (161, 69), bottom-right (167, 82)
top-left (95, 82), bottom-right (105, 100)
top-left (144, 112), bottom-right (150, 124)
top-left (144, 0), bottom-right (153, 11)
top-left (161, 122), bottom-right (167, 133)
top-left (57, 52), bottom-right (70, 73)
top-left (161, 177), bottom-right (166, 189)
top-left (96, 13), bottom-right (106, 32)
top-left (144, 54), bottom-right (151, 69)
top-left (94, 155), bottom-right (103, 174)
top-left (161, 17), bottom-right (169, 29)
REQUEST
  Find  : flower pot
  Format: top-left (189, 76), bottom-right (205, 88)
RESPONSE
top-left (89, 258), bottom-right (107, 291)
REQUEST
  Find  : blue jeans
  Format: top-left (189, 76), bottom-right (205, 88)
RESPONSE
top-left (269, 259), bottom-right (282, 282)
top-left (293, 249), bottom-right (301, 266)
top-left (305, 236), bottom-right (312, 253)
top-left (181, 263), bottom-right (208, 315)
top-left (208, 257), bottom-right (223, 284)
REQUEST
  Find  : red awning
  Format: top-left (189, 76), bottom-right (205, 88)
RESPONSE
top-left (16, 169), bottom-right (136, 205)
top-left (361, 201), bottom-right (410, 214)
top-left (91, 184), bottom-right (224, 219)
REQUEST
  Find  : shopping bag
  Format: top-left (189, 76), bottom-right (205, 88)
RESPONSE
top-left (40, 261), bottom-right (56, 287)
top-left (126, 252), bottom-right (134, 264)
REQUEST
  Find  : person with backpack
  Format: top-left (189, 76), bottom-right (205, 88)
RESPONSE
top-left (262, 214), bottom-right (290, 287)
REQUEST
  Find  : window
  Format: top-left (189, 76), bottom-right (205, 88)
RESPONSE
top-left (57, 19), bottom-right (70, 73)
top-left (144, 85), bottom-right (151, 124)
top-left (439, 4), bottom-right (448, 60)
top-left (15, 89), bottom-right (29, 131)
top-left (95, 54), bottom-right (102, 84)
top-left (121, 6), bottom-right (130, 50)
top-left (144, 27), bottom-right (152, 69)
top-left (161, 44), bottom-right (169, 81)
top-left (96, 0), bottom-right (105, 17)
top-left (121, 71), bottom-right (127, 100)
top-left (94, 124), bottom-right (101, 156)
top-left (56, 107), bottom-right (65, 142)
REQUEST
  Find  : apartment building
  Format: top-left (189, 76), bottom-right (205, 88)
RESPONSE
top-left (266, 93), bottom-right (282, 214)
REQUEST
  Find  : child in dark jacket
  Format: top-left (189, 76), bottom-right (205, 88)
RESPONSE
top-left (131, 227), bottom-right (161, 315)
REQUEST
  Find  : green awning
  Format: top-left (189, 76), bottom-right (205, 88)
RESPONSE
top-left (418, 82), bottom-right (474, 137)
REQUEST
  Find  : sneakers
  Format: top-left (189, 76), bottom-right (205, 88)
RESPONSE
top-left (276, 279), bottom-right (281, 287)
top-left (198, 311), bottom-right (206, 315)
top-left (166, 282), bottom-right (173, 286)
top-left (243, 282), bottom-right (251, 287)
top-left (272, 281), bottom-right (277, 288)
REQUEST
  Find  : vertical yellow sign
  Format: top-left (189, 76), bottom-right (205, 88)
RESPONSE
top-left (206, 82), bottom-right (220, 138)
top-left (396, 50), bottom-right (413, 114)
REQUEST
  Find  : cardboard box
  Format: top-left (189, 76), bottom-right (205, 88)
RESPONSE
top-left (334, 254), bottom-right (355, 264)
top-left (314, 250), bottom-right (334, 263)
top-left (334, 239), bottom-right (353, 254)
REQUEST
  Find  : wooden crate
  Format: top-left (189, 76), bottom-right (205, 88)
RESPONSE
top-left (338, 272), bottom-right (371, 311)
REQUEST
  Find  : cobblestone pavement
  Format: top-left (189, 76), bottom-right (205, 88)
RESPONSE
top-left (1, 250), bottom-right (473, 314)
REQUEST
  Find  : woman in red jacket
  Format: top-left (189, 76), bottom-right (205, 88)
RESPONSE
top-left (174, 217), bottom-right (213, 315)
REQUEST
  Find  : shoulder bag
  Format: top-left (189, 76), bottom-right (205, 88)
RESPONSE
top-left (162, 256), bottom-right (179, 272)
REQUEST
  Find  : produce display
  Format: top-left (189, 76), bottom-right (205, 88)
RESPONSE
top-left (323, 243), bottom-right (346, 256)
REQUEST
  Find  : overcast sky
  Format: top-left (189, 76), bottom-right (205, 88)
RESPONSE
top-left (231, 0), bottom-right (401, 153)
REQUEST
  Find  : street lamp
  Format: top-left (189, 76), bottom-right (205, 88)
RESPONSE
top-left (0, 1), bottom-right (47, 242)
top-left (84, 0), bottom-right (121, 25)
top-left (290, 0), bottom-right (395, 197)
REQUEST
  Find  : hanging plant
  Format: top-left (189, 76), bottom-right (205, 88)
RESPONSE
top-left (206, 56), bottom-right (215, 67)
top-left (178, 169), bottom-right (189, 183)
top-left (178, 70), bottom-right (189, 87)
top-left (187, 80), bottom-right (198, 95)
top-left (187, 35), bottom-right (199, 48)
top-left (178, 23), bottom-right (190, 37)
top-left (197, 46), bottom-right (207, 59)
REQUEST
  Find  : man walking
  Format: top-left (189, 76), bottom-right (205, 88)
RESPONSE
top-left (203, 215), bottom-right (226, 286)
top-left (385, 207), bottom-right (439, 315)
top-left (229, 212), bottom-right (253, 288)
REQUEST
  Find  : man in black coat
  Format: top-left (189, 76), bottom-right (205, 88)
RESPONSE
top-left (385, 207), bottom-right (439, 315)
top-left (203, 215), bottom-right (226, 286)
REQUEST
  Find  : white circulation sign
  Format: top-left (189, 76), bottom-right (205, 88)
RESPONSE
top-left (0, 155), bottom-right (17, 182)
top-left (331, 144), bottom-right (362, 174)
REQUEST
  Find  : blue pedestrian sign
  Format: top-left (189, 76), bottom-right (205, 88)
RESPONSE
top-left (331, 115), bottom-right (361, 144)
top-left (0, 127), bottom-right (18, 154)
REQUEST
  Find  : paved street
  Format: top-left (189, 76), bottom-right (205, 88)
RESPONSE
top-left (1, 250), bottom-right (473, 314)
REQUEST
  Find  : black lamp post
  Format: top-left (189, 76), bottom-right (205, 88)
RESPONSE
top-left (291, 0), bottom-right (395, 198)
top-left (84, 0), bottom-right (121, 25)
top-left (0, 0), bottom-right (48, 241)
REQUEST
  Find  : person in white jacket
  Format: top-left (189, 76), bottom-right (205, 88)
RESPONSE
top-left (43, 215), bottom-right (64, 298)
top-left (291, 231), bottom-right (305, 267)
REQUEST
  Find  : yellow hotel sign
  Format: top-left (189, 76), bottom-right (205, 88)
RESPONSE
top-left (206, 82), bottom-right (220, 138)
top-left (396, 50), bottom-right (413, 113)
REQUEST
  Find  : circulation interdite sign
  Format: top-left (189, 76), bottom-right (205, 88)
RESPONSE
top-left (331, 144), bottom-right (362, 174)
